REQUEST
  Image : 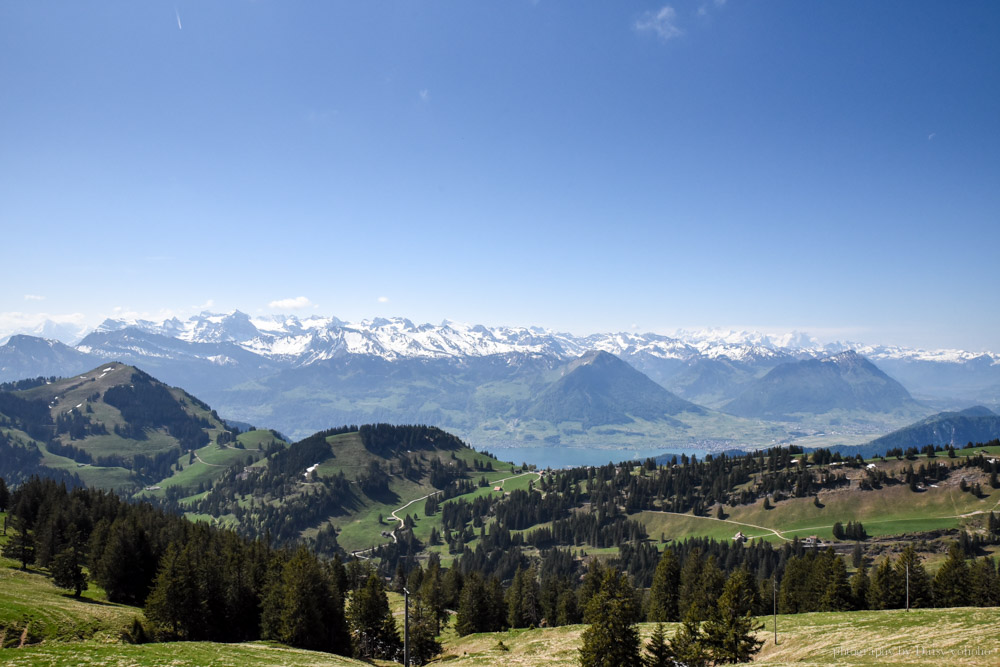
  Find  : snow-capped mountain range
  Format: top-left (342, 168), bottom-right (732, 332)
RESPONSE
top-left (2, 310), bottom-right (998, 447)
top-left (62, 310), bottom-right (997, 368)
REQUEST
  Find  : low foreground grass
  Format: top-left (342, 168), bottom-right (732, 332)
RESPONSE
top-left (0, 641), bottom-right (368, 666)
top-left (0, 562), bottom-right (140, 647)
top-left (436, 607), bottom-right (1000, 666)
top-left (1, 602), bottom-right (996, 665)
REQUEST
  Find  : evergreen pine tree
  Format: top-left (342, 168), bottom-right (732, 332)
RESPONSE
top-left (852, 542), bottom-right (864, 569)
top-left (144, 542), bottom-right (205, 640)
top-left (577, 558), bottom-right (606, 616)
top-left (894, 545), bottom-right (931, 608)
top-left (868, 556), bottom-right (903, 610)
top-left (408, 590), bottom-right (442, 665)
top-left (579, 569), bottom-right (642, 667)
top-left (968, 557), bottom-right (999, 607)
top-left (669, 612), bottom-right (710, 667)
top-left (820, 555), bottom-right (852, 611)
top-left (647, 548), bottom-right (680, 622)
top-left (643, 623), bottom-right (675, 667)
top-left (347, 571), bottom-right (401, 660)
top-left (701, 568), bottom-right (764, 664)
top-left (455, 571), bottom-right (485, 636)
top-left (1, 511), bottom-right (34, 569)
top-left (851, 563), bottom-right (871, 610)
top-left (832, 522), bottom-right (845, 540)
top-left (261, 547), bottom-right (350, 654)
top-left (51, 547), bottom-right (87, 597)
top-left (0, 476), bottom-right (9, 512)
top-left (933, 542), bottom-right (970, 608)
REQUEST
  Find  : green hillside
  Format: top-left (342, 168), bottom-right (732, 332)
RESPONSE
top-left (633, 445), bottom-right (1000, 546)
top-left (181, 424), bottom-right (525, 554)
top-left (0, 363), bottom-right (283, 493)
top-left (0, 518), bottom-right (142, 647)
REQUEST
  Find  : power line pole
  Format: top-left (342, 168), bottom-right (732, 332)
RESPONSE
top-left (906, 562), bottom-right (910, 612)
top-left (773, 578), bottom-right (778, 646)
top-left (403, 587), bottom-right (410, 666)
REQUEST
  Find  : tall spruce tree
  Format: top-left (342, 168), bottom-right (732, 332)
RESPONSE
top-left (347, 571), bottom-right (401, 660)
top-left (895, 545), bottom-right (931, 608)
top-left (408, 589), bottom-right (442, 665)
top-left (849, 563), bottom-right (870, 611)
top-left (701, 568), bottom-right (764, 664)
top-left (643, 623), bottom-right (675, 667)
top-left (261, 547), bottom-right (350, 654)
top-left (820, 555), bottom-right (852, 611)
top-left (50, 524), bottom-right (87, 598)
top-left (648, 548), bottom-right (680, 622)
top-left (1, 511), bottom-right (34, 569)
top-left (968, 557), bottom-right (1000, 607)
top-left (579, 569), bottom-right (642, 667)
top-left (868, 556), bottom-right (903, 610)
top-left (144, 542), bottom-right (205, 640)
top-left (0, 476), bottom-right (9, 512)
top-left (933, 542), bottom-right (970, 608)
top-left (669, 611), bottom-right (710, 667)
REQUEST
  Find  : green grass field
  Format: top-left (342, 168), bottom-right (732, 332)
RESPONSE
top-left (433, 607), bottom-right (1000, 666)
top-left (632, 461), bottom-right (1000, 546)
top-left (0, 558), bottom-right (141, 647)
top-left (0, 641), bottom-right (369, 666)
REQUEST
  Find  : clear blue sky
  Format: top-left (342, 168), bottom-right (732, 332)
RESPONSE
top-left (2, 1), bottom-right (998, 351)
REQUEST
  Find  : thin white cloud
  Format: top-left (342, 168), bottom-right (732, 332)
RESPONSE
top-left (269, 296), bottom-right (312, 310)
top-left (23, 294), bottom-right (46, 301)
top-left (378, 296), bottom-right (390, 303)
top-left (928, 132), bottom-right (936, 141)
top-left (176, 8), bottom-right (182, 30)
top-left (419, 89), bottom-right (430, 102)
top-left (635, 6), bottom-right (683, 41)
top-left (196, 299), bottom-right (215, 310)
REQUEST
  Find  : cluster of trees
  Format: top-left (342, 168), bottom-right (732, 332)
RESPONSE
top-left (103, 371), bottom-right (212, 450)
top-left (578, 559), bottom-right (764, 667)
top-left (831, 520), bottom-right (868, 541)
top-left (55, 407), bottom-right (107, 440)
top-left (359, 423), bottom-right (464, 457)
top-left (0, 391), bottom-right (54, 441)
top-left (0, 476), bottom-right (353, 654)
top-left (0, 431), bottom-right (82, 486)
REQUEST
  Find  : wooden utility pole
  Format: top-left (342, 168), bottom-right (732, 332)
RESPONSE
top-left (773, 579), bottom-right (778, 646)
top-left (906, 562), bottom-right (910, 612)
top-left (403, 587), bottom-right (410, 666)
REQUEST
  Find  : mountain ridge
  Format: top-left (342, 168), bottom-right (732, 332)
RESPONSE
top-left (722, 351), bottom-right (922, 419)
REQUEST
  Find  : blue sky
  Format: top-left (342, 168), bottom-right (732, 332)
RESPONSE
top-left (2, 1), bottom-right (998, 351)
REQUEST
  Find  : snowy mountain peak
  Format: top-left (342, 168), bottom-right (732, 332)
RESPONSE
top-left (7, 312), bottom-right (997, 370)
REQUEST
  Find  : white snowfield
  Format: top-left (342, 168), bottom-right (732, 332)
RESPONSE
top-left (81, 310), bottom-right (999, 368)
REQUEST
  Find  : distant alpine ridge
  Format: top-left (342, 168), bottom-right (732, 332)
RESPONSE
top-left (69, 311), bottom-right (998, 366)
top-left (1, 311), bottom-right (998, 448)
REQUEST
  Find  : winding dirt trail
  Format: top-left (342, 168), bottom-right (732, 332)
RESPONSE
top-left (648, 497), bottom-right (1000, 542)
top-left (352, 470), bottom-right (546, 557)
top-left (388, 471), bottom-right (542, 541)
top-left (645, 510), bottom-right (793, 541)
